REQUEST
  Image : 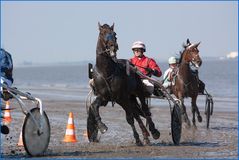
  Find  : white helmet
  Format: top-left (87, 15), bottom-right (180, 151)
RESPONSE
top-left (131, 41), bottom-right (146, 52)
top-left (168, 56), bottom-right (177, 64)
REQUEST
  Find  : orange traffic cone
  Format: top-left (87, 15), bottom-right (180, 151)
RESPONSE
top-left (63, 112), bottom-right (77, 142)
top-left (3, 101), bottom-right (12, 124)
top-left (17, 131), bottom-right (24, 146)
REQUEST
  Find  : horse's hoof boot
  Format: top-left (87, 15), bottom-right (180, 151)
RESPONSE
top-left (98, 123), bottom-right (108, 134)
top-left (152, 130), bottom-right (160, 140)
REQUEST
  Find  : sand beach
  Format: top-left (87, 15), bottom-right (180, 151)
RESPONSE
top-left (1, 92), bottom-right (237, 159)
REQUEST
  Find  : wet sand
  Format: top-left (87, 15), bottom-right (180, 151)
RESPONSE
top-left (1, 97), bottom-right (238, 159)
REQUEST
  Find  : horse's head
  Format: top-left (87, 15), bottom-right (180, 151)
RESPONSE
top-left (181, 39), bottom-right (202, 68)
top-left (97, 22), bottom-right (118, 59)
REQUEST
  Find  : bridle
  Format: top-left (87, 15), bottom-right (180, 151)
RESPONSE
top-left (98, 31), bottom-right (118, 59)
top-left (184, 44), bottom-right (202, 69)
top-left (177, 42), bottom-right (202, 90)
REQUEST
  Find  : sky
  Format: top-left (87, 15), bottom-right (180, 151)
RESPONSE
top-left (1, 1), bottom-right (238, 65)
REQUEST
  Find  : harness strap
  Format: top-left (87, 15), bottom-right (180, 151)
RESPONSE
top-left (98, 49), bottom-right (111, 55)
top-left (163, 71), bottom-right (170, 83)
top-left (163, 67), bottom-right (178, 84)
top-left (94, 67), bottom-right (115, 107)
top-left (175, 67), bottom-right (191, 93)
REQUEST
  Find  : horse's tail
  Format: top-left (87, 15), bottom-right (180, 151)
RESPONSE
top-left (87, 107), bottom-right (99, 142)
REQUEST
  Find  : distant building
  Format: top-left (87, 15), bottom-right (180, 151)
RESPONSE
top-left (22, 61), bottom-right (33, 65)
top-left (219, 56), bottom-right (225, 60)
top-left (226, 51), bottom-right (238, 59)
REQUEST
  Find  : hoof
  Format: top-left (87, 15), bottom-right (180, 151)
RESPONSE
top-left (98, 122), bottom-right (108, 134)
top-left (197, 115), bottom-right (202, 122)
top-left (136, 140), bottom-right (143, 146)
top-left (152, 129), bottom-right (160, 140)
top-left (182, 114), bottom-right (187, 123)
top-left (187, 121), bottom-right (191, 127)
top-left (89, 136), bottom-right (99, 143)
top-left (143, 138), bottom-right (150, 145)
top-left (185, 123), bottom-right (191, 129)
top-left (185, 119), bottom-right (191, 128)
top-left (183, 113), bottom-right (191, 127)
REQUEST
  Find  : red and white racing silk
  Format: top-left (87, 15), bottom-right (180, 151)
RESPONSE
top-left (130, 55), bottom-right (162, 77)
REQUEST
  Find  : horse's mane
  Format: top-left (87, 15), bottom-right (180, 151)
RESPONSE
top-left (101, 24), bottom-right (110, 28)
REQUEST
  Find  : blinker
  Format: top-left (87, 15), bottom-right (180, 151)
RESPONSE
top-left (105, 33), bottom-right (114, 41)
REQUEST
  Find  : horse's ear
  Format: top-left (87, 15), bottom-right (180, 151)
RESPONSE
top-left (195, 42), bottom-right (201, 48)
top-left (182, 42), bottom-right (187, 48)
top-left (189, 42), bottom-right (201, 50)
top-left (98, 22), bottom-right (102, 30)
top-left (111, 23), bottom-right (114, 31)
top-left (186, 38), bottom-right (191, 45)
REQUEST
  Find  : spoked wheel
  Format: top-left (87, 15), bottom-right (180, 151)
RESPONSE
top-left (205, 94), bottom-right (213, 129)
top-left (171, 104), bottom-right (182, 145)
top-left (87, 107), bottom-right (99, 142)
top-left (22, 108), bottom-right (50, 156)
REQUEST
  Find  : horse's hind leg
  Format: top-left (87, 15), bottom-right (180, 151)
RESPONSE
top-left (146, 116), bottom-right (160, 140)
top-left (134, 114), bottom-right (150, 145)
top-left (91, 96), bottom-right (108, 134)
top-left (130, 97), bottom-right (150, 144)
top-left (139, 97), bottom-right (160, 140)
top-left (125, 112), bottom-right (143, 146)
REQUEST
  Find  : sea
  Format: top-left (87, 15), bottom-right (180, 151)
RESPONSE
top-left (12, 59), bottom-right (238, 112)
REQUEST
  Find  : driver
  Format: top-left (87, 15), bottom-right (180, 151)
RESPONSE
top-left (162, 56), bottom-right (178, 90)
top-left (0, 48), bottom-right (14, 101)
top-left (0, 48), bottom-right (13, 135)
top-left (130, 41), bottom-right (162, 95)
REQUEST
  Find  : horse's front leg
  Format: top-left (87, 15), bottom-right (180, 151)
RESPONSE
top-left (191, 99), bottom-right (197, 128)
top-left (179, 97), bottom-right (191, 127)
top-left (125, 112), bottom-right (143, 146)
top-left (91, 96), bottom-right (108, 134)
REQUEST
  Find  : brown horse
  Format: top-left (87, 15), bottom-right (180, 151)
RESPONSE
top-left (172, 39), bottom-right (202, 127)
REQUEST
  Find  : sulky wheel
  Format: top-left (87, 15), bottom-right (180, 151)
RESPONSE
top-left (205, 94), bottom-right (214, 129)
top-left (22, 108), bottom-right (50, 156)
top-left (171, 103), bottom-right (182, 145)
top-left (205, 98), bottom-right (211, 129)
top-left (87, 107), bottom-right (99, 142)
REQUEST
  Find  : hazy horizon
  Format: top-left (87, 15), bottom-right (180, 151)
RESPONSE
top-left (13, 56), bottom-right (237, 68)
